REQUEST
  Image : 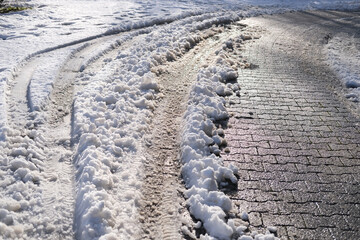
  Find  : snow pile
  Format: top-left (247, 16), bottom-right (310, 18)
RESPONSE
top-left (181, 37), bottom-right (278, 239)
top-left (325, 33), bottom-right (360, 103)
top-left (72, 64), bottom-right (156, 239)
top-left (181, 66), bottom-right (238, 239)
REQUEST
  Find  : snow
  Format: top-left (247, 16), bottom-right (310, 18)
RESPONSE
top-left (28, 48), bottom-right (77, 111)
top-left (325, 33), bottom-right (360, 103)
top-left (71, 11), bottom-right (248, 239)
top-left (1, 0), bottom-right (360, 239)
top-left (180, 35), bottom-right (281, 239)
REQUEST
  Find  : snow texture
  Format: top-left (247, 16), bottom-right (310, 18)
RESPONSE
top-left (71, 11), bottom-right (245, 240)
top-left (181, 65), bottom-right (237, 239)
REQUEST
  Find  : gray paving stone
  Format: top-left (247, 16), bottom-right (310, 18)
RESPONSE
top-left (222, 10), bottom-right (360, 239)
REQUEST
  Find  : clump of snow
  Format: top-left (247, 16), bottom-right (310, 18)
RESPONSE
top-left (241, 212), bottom-right (250, 222)
top-left (325, 33), bottom-right (360, 104)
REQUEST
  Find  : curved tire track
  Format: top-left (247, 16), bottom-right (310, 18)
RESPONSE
top-left (4, 13), bottom-right (248, 239)
top-left (5, 29), bottom-right (146, 239)
top-left (139, 24), bottom-right (246, 239)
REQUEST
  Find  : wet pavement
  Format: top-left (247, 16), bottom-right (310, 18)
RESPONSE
top-left (223, 11), bottom-right (360, 239)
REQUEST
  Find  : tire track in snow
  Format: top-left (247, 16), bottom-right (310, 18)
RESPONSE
top-left (3, 11), bottom-right (243, 239)
top-left (7, 60), bottom-right (37, 130)
top-left (4, 10), bottom-right (210, 133)
top-left (139, 26), bottom-right (243, 239)
top-left (4, 42), bottom-right (94, 239)
top-left (4, 30), bottom-right (146, 238)
top-left (39, 39), bottom-right (122, 239)
top-left (5, 47), bottom-right (77, 238)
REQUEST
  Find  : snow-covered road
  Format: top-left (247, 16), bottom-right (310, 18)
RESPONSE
top-left (1, 0), bottom-right (360, 239)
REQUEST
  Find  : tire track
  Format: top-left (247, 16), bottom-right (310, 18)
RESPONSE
top-left (4, 29), bottom-right (147, 238)
top-left (4, 12), bottom-right (245, 239)
top-left (139, 24), bottom-right (245, 239)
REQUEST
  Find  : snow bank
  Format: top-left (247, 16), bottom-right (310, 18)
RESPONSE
top-left (181, 66), bottom-right (237, 239)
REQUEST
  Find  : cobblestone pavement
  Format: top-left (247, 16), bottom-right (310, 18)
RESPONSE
top-left (223, 11), bottom-right (360, 239)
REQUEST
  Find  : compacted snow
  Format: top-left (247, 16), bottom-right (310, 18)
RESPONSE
top-left (0, 0), bottom-right (359, 239)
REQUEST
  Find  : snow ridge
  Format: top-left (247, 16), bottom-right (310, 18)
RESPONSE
top-left (181, 65), bottom-right (238, 239)
top-left (71, 12), bottom-right (244, 239)
top-left (180, 36), bottom-right (279, 239)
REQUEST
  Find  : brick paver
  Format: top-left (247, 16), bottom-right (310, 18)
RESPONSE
top-left (223, 11), bottom-right (360, 239)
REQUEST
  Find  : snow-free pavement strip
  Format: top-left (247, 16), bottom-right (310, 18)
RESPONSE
top-left (223, 11), bottom-right (360, 239)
